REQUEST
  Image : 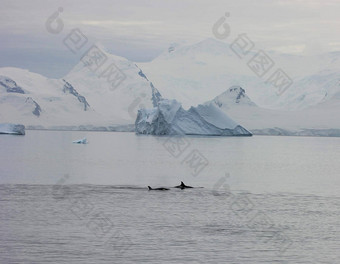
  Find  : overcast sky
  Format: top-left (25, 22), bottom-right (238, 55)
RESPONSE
top-left (1, 0), bottom-right (340, 77)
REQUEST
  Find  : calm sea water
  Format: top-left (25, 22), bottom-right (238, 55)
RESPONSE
top-left (0, 131), bottom-right (339, 263)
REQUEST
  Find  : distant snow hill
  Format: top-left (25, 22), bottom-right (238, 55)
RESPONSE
top-left (0, 48), bottom-right (162, 131)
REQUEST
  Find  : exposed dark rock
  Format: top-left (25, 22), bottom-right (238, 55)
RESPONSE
top-left (0, 76), bottom-right (25, 94)
top-left (138, 69), bottom-right (149, 81)
top-left (25, 97), bottom-right (42, 117)
top-left (62, 79), bottom-right (90, 111)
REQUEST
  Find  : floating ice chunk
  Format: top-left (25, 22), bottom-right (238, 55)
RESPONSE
top-left (0, 123), bottom-right (25, 135)
top-left (72, 138), bottom-right (88, 144)
top-left (135, 99), bottom-right (252, 136)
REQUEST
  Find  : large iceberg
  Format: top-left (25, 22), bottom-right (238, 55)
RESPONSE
top-left (0, 123), bottom-right (25, 135)
top-left (135, 99), bottom-right (252, 136)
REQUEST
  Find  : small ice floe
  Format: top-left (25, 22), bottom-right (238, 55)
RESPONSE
top-left (72, 137), bottom-right (88, 144)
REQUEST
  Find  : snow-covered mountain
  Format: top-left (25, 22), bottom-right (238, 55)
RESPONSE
top-left (140, 38), bottom-right (340, 111)
top-left (208, 86), bottom-right (340, 136)
top-left (0, 40), bottom-right (339, 136)
top-left (212, 86), bottom-right (256, 109)
top-left (0, 48), bottom-right (162, 130)
top-left (0, 69), bottom-right (99, 127)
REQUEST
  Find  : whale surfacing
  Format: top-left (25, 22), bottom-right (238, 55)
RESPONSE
top-left (174, 181), bottom-right (193, 189)
top-left (148, 186), bottom-right (169, 191)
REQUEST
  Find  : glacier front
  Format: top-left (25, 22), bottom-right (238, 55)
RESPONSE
top-left (135, 99), bottom-right (252, 136)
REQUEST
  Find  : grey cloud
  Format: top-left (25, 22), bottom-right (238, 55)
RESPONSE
top-left (0, 0), bottom-right (339, 77)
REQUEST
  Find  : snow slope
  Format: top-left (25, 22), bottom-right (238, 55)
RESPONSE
top-left (135, 99), bottom-right (252, 136)
top-left (0, 69), bottom-right (101, 127)
top-left (64, 47), bottom-right (162, 124)
top-left (0, 47), bottom-right (162, 129)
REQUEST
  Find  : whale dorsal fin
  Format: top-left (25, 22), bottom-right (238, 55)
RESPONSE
top-left (181, 181), bottom-right (185, 186)
top-left (148, 186), bottom-right (152, 190)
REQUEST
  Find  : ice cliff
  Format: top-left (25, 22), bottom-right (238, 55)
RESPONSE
top-left (0, 123), bottom-right (25, 135)
top-left (135, 99), bottom-right (252, 136)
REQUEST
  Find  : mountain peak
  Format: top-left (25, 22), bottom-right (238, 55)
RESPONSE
top-left (227, 86), bottom-right (246, 103)
top-left (212, 86), bottom-right (256, 109)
